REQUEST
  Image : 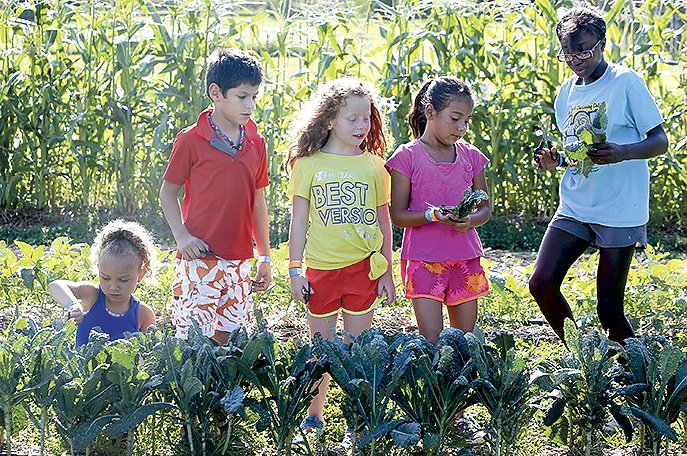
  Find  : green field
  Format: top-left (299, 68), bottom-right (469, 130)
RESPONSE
top-left (2, 0), bottom-right (687, 454)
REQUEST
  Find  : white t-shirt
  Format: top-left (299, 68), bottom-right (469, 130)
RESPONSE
top-left (554, 63), bottom-right (663, 227)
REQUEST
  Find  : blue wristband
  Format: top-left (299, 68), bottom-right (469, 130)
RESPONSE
top-left (65, 299), bottom-right (78, 309)
top-left (289, 267), bottom-right (302, 278)
top-left (425, 209), bottom-right (434, 222)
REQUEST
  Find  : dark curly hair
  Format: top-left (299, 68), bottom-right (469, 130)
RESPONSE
top-left (556, 3), bottom-right (607, 42)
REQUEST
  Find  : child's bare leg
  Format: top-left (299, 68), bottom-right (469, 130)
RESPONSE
top-left (597, 246), bottom-right (635, 343)
top-left (447, 299), bottom-right (477, 333)
top-left (412, 297), bottom-right (444, 345)
top-left (306, 313), bottom-right (339, 419)
top-left (447, 300), bottom-right (477, 424)
top-left (529, 227), bottom-right (589, 340)
top-left (341, 310), bottom-right (374, 341)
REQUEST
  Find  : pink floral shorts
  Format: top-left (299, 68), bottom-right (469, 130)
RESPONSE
top-left (171, 258), bottom-right (253, 338)
top-left (400, 257), bottom-right (489, 306)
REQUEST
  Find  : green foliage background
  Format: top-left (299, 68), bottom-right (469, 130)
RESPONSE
top-left (1, 0), bottom-right (686, 244)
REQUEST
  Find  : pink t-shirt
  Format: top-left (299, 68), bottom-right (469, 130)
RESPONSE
top-left (385, 140), bottom-right (489, 262)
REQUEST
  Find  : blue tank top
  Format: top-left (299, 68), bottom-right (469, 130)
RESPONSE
top-left (76, 288), bottom-right (140, 347)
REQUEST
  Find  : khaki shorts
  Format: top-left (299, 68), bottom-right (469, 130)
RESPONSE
top-left (170, 258), bottom-right (252, 339)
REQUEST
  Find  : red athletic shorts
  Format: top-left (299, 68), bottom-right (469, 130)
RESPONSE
top-left (305, 258), bottom-right (378, 318)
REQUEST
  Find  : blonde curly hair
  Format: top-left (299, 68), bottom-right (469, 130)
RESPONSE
top-left (90, 219), bottom-right (157, 279)
top-left (285, 77), bottom-right (387, 172)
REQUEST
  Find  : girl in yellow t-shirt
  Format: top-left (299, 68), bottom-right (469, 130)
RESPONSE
top-left (285, 77), bottom-right (395, 441)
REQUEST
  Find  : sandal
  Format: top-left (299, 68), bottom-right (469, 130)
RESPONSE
top-left (292, 415), bottom-right (324, 446)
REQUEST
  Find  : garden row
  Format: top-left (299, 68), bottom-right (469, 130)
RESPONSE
top-left (2, 0), bottom-right (687, 239)
top-left (0, 316), bottom-right (686, 456)
top-left (2, 239), bottom-right (687, 454)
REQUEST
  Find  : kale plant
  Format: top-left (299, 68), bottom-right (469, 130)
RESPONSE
top-left (393, 329), bottom-right (476, 454)
top-left (247, 327), bottom-right (325, 456)
top-left (620, 335), bottom-right (686, 455)
top-left (432, 189), bottom-right (489, 221)
top-left (102, 333), bottom-right (174, 456)
top-left (565, 102), bottom-right (607, 178)
top-left (24, 323), bottom-right (71, 456)
top-left (466, 329), bottom-right (549, 456)
top-left (160, 326), bottom-right (259, 456)
top-left (541, 320), bottom-right (641, 456)
top-left (52, 332), bottom-right (117, 455)
top-left (0, 318), bottom-right (35, 456)
top-left (317, 329), bottom-right (420, 455)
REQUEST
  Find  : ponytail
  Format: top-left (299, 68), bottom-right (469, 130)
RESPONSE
top-left (408, 80), bottom-right (433, 139)
top-left (408, 77), bottom-right (473, 139)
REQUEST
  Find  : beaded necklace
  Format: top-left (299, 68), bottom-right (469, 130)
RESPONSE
top-left (209, 112), bottom-right (245, 151)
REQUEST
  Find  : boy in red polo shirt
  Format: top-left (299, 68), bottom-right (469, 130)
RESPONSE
top-left (160, 48), bottom-right (271, 344)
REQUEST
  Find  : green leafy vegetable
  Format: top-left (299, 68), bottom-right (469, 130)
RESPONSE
top-left (248, 327), bottom-right (325, 456)
top-left (466, 329), bottom-right (547, 456)
top-left (393, 329), bottom-right (476, 454)
top-left (541, 320), bottom-right (646, 453)
top-left (564, 102), bottom-right (608, 178)
top-left (317, 329), bottom-right (417, 454)
top-left (620, 335), bottom-right (686, 454)
top-left (431, 189), bottom-right (489, 221)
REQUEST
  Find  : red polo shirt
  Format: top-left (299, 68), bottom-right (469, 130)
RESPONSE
top-left (163, 108), bottom-right (269, 260)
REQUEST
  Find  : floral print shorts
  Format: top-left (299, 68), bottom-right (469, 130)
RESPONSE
top-left (400, 257), bottom-right (489, 306)
top-left (171, 257), bottom-right (252, 338)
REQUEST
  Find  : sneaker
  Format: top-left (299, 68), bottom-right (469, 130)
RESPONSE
top-left (454, 414), bottom-right (485, 445)
top-left (602, 416), bottom-right (620, 434)
top-left (292, 415), bottom-right (324, 447)
top-left (340, 426), bottom-right (359, 450)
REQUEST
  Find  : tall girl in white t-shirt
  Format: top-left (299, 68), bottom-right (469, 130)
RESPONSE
top-left (531, 5), bottom-right (668, 344)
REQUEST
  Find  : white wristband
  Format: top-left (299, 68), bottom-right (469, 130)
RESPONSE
top-left (257, 255), bottom-right (271, 263)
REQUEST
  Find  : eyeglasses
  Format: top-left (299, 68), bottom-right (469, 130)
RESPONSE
top-left (557, 40), bottom-right (602, 62)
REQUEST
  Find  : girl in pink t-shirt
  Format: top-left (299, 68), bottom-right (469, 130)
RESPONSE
top-left (386, 76), bottom-right (491, 345)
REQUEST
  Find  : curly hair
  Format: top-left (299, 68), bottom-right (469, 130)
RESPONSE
top-left (91, 219), bottom-right (158, 279)
top-left (408, 76), bottom-right (474, 139)
top-left (556, 3), bottom-right (607, 42)
top-left (285, 77), bottom-right (387, 172)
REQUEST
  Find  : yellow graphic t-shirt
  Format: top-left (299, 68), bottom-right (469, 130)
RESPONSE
top-left (288, 151), bottom-right (390, 271)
